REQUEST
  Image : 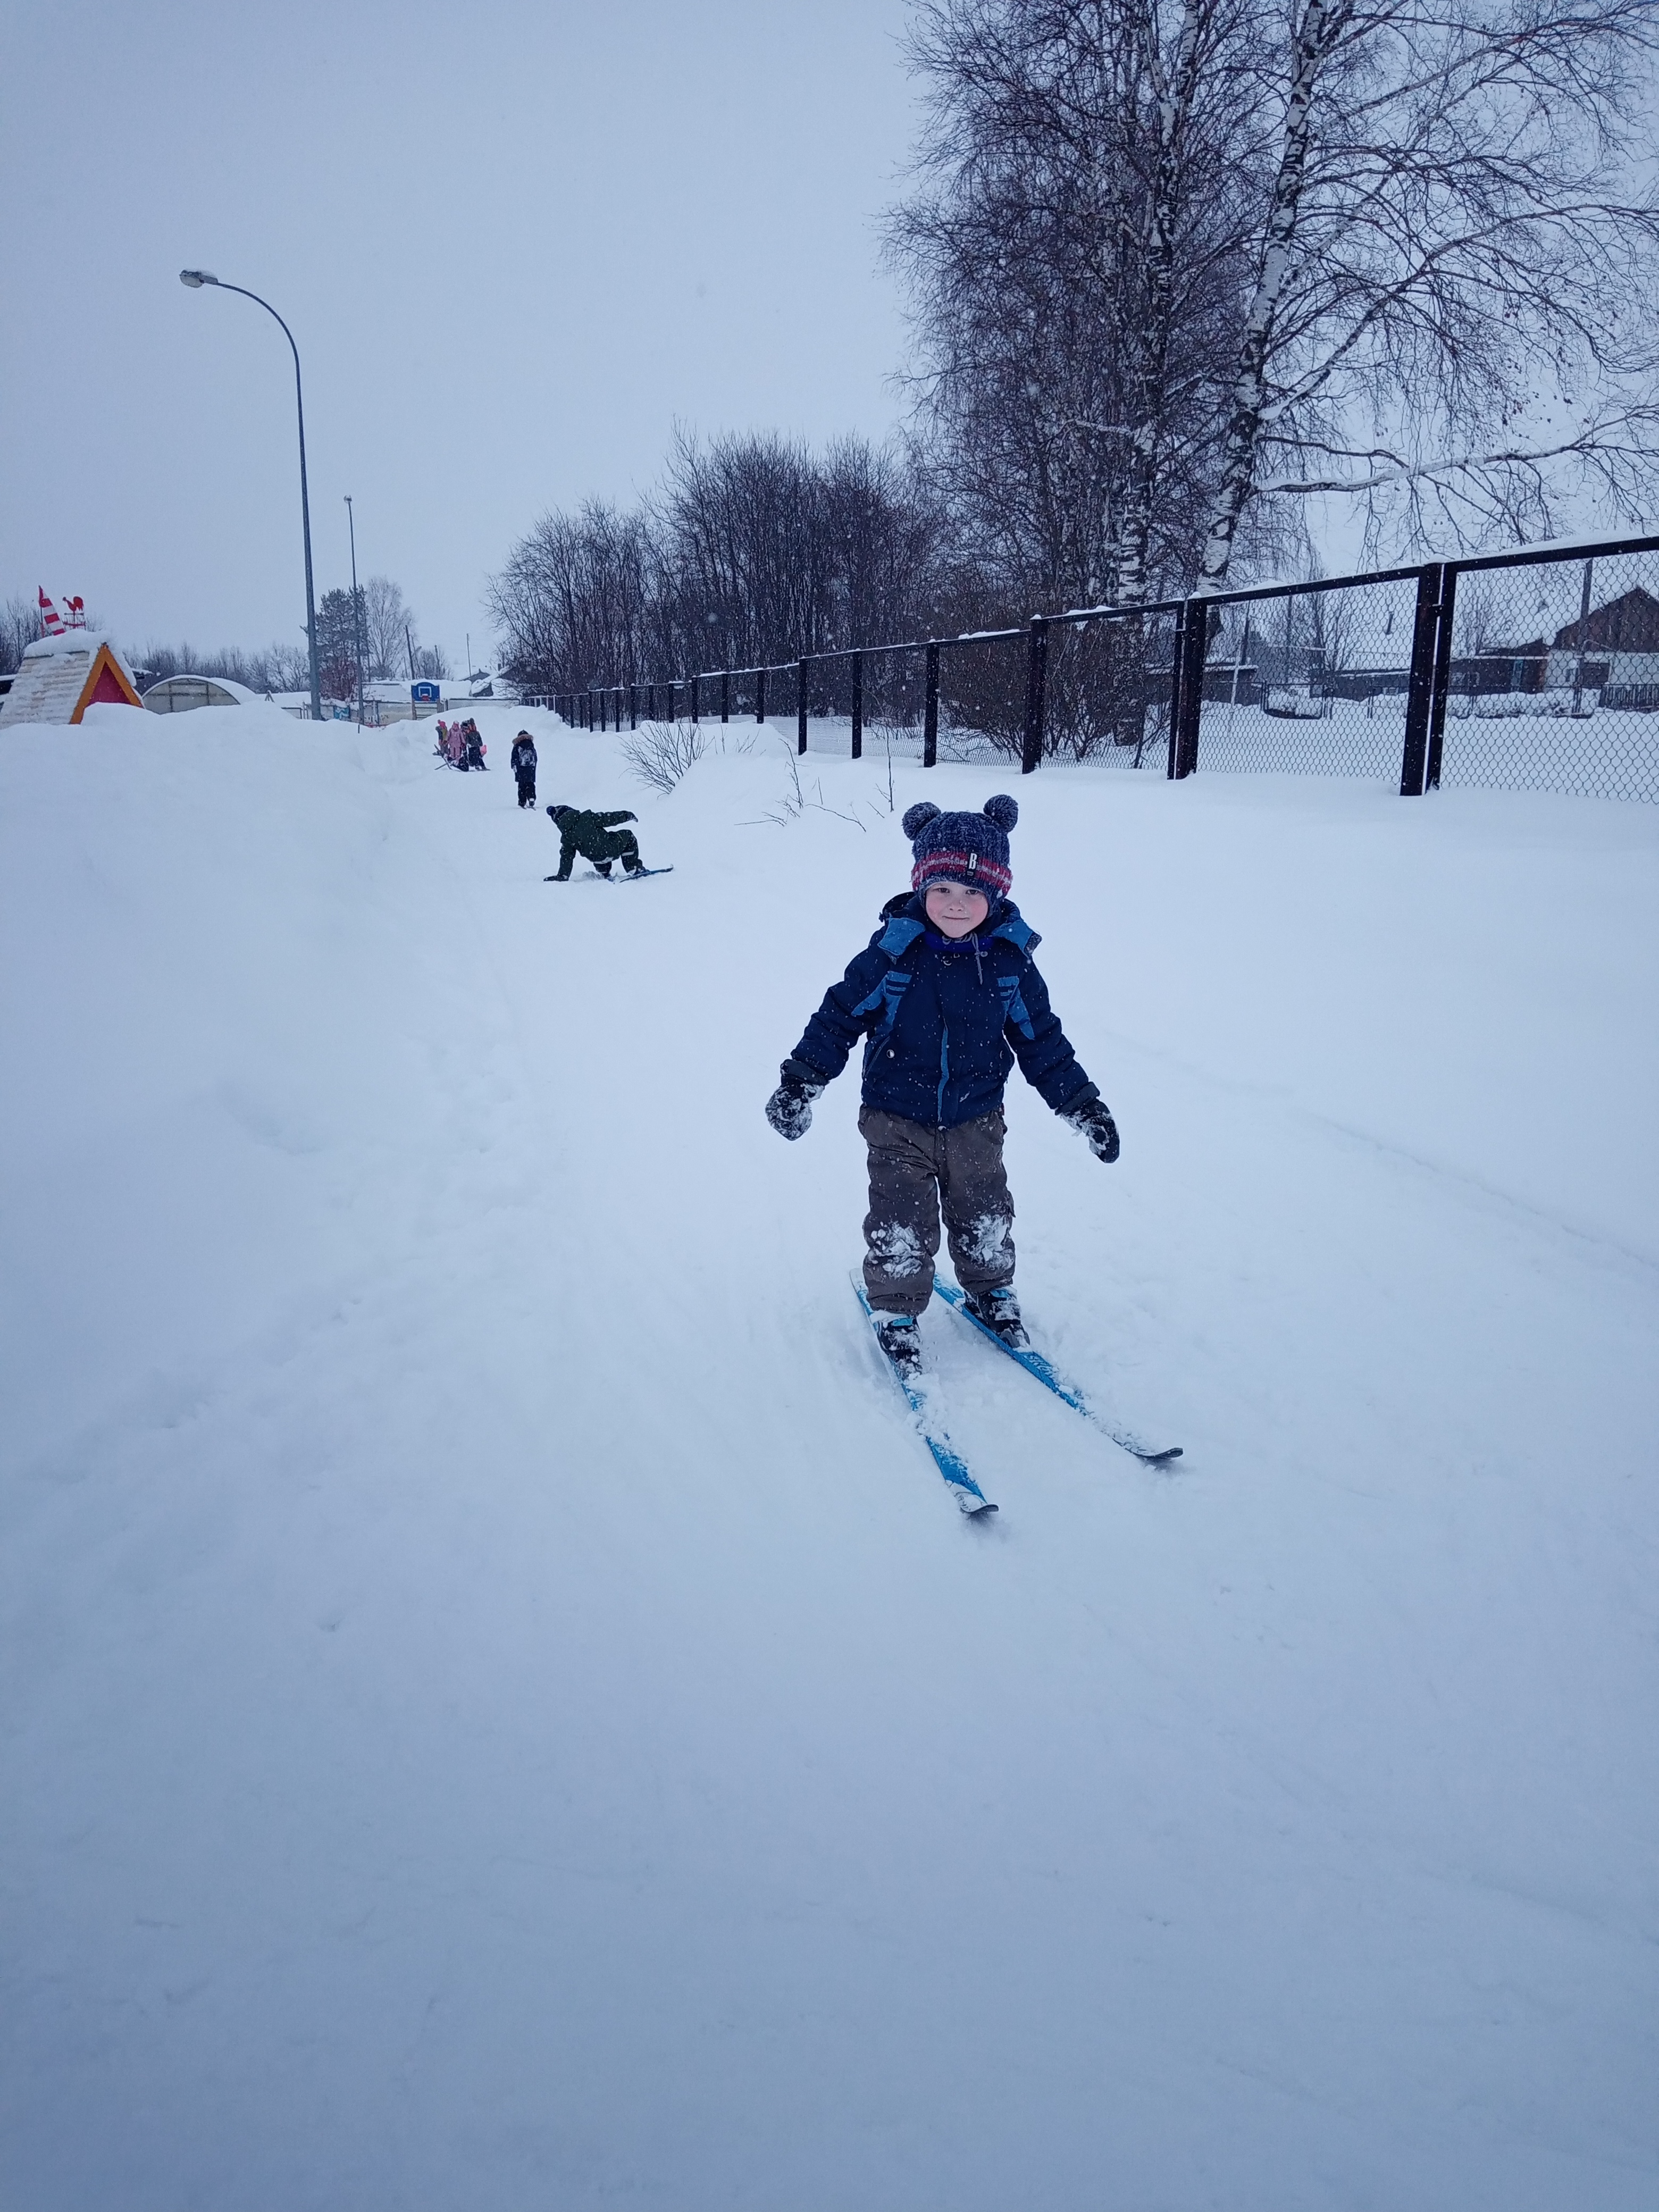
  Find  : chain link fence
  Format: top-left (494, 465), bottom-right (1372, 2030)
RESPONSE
top-left (550, 532), bottom-right (1659, 802)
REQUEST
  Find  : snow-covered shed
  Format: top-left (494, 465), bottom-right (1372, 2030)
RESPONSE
top-left (0, 632), bottom-right (144, 727)
top-left (142, 675), bottom-right (262, 714)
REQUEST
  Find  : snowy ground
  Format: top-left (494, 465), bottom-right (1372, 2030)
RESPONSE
top-left (3, 701), bottom-right (1656, 2210)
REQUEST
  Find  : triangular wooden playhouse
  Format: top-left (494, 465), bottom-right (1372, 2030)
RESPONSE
top-left (0, 633), bottom-right (144, 727)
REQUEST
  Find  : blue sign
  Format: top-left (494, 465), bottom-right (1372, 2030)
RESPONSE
top-left (412, 681), bottom-right (440, 703)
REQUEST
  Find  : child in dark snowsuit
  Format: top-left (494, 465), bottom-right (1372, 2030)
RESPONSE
top-left (464, 720), bottom-right (487, 770)
top-left (544, 803), bottom-right (647, 879)
top-left (510, 732), bottom-right (538, 808)
top-left (765, 795), bottom-right (1119, 1370)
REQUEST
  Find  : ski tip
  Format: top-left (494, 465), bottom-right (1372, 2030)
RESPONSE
top-left (1136, 1446), bottom-right (1183, 1467)
top-left (957, 1491), bottom-right (999, 1516)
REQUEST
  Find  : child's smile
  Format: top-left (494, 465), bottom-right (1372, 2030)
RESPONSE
top-left (924, 880), bottom-right (990, 938)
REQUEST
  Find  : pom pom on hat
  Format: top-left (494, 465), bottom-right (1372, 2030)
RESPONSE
top-left (905, 793), bottom-right (1018, 901)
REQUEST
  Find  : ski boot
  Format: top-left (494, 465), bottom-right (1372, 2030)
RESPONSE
top-left (963, 1284), bottom-right (1028, 1348)
top-left (873, 1312), bottom-right (923, 1377)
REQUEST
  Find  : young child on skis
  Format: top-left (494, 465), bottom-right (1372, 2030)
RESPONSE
top-left (544, 802), bottom-right (649, 880)
top-left (764, 795), bottom-right (1119, 1371)
top-left (510, 730), bottom-right (538, 808)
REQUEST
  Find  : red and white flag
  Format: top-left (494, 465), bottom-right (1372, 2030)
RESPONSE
top-left (38, 588), bottom-right (63, 636)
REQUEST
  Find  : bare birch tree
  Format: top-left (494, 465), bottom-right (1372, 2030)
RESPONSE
top-left (361, 576), bottom-right (416, 680)
top-left (1196, 0), bottom-right (1659, 588)
top-left (890, 0), bottom-right (1265, 612)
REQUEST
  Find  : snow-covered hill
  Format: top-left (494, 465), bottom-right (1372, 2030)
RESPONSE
top-left (3, 702), bottom-right (1656, 2210)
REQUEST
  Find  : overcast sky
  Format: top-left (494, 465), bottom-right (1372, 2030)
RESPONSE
top-left (0, 0), bottom-right (920, 669)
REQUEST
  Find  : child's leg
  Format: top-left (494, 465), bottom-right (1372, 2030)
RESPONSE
top-left (615, 832), bottom-right (644, 873)
top-left (858, 1108), bottom-right (942, 1315)
top-left (938, 1110), bottom-right (1015, 1294)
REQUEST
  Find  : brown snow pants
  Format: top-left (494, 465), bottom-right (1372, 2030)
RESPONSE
top-left (859, 1105), bottom-right (1015, 1316)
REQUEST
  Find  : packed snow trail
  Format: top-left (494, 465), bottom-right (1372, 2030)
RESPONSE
top-left (2, 703), bottom-right (1656, 2211)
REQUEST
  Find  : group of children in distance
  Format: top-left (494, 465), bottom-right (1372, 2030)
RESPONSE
top-left (434, 717), bottom-right (487, 772)
top-left (766, 794), bottom-right (1120, 1372)
top-left (502, 717), bottom-right (1115, 1365)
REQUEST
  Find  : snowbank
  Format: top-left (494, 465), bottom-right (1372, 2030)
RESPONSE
top-left (2, 706), bottom-right (1656, 2210)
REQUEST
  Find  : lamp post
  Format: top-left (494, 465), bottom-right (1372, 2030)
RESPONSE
top-left (345, 494), bottom-right (364, 724)
top-left (180, 269), bottom-right (322, 723)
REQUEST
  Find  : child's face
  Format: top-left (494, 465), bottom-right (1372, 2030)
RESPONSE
top-left (924, 879), bottom-right (990, 938)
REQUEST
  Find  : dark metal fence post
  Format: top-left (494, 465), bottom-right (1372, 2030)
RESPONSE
top-left (1020, 616), bottom-right (1049, 774)
top-left (1400, 564), bottom-right (1445, 795)
top-left (851, 650), bottom-right (864, 759)
top-left (690, 675), bottom-right (700, 724)
top-left (1172, 600), bottom-right (1206, 777)
top-left (1166, 605), bottom-right (1187, 777)
top-left (665, 681), bottom-right (675, 722)
top-left (924, 642), bottom-right (940, 767)
top-left (1425, 565), bottom-right (1457, 790)
top-left (798, 658), bottom-right (809, 755)
top-left (721, 670), bottom-right (730, 723)
top-left (756, 666), bottom-right (767, 723)
top-left (629, 683), bottom-right (638, 730)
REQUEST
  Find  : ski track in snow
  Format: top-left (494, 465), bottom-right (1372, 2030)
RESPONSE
top-left (2, 702), bottom-right (1656, 2210)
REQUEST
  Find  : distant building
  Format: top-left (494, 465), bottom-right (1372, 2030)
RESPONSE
top-left (1510, 585), bottom-right (1659, 706)
top-left (141, 675), bottom-right (264, 713)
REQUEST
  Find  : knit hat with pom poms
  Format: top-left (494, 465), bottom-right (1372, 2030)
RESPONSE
top-left (901, 794), bottom-right (1018, 900)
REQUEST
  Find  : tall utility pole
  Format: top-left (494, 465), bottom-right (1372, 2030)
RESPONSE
top-left (345, 494), bottom-right (365, 723)
top-left (180, 270), bottom-right (322, 722)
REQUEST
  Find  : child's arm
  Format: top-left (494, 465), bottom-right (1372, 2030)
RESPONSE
top-left (1009, 960), bottom-right (1121, 1161)
top-left (595, 810), bottom-right (638, 828)
top-left (789, 944), bottom-right (891, 1086)
top-left (765, 944), bottom-right (890, 1138)
top-left (1004, 960), bottom-right (1095, 1112)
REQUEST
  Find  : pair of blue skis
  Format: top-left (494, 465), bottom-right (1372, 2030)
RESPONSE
top-left (852, 1272), bottom-right (1182, 1518)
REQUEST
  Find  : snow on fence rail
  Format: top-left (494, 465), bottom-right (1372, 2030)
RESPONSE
top-left (538, 530), bottom-right (1659, 803)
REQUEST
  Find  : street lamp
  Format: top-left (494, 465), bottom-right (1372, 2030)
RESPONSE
top-left (180, 269), bottom-right (323, 723)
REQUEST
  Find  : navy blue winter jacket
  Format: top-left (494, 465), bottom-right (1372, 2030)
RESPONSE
top-left (787, 893), bottom-right (1097, 1129)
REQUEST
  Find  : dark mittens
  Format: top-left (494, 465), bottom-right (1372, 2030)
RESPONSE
top-left (766, 1065), bottom-right (825, 1140)
top-left (1063, 1097), bottom-right (1120, 1163)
